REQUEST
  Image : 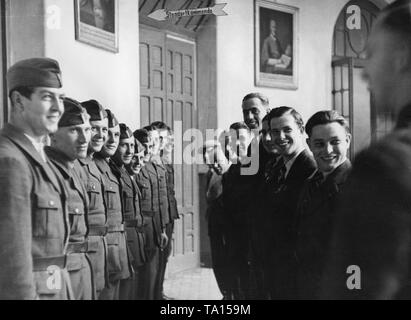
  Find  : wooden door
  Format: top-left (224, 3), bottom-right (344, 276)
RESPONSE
top-left (139, 26), bottom-right (199, 274)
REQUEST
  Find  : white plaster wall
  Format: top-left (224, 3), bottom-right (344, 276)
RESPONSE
top-left (215, 0), bottom-right (353, 129)
top-left (43, 0), bottom-right (140, 130)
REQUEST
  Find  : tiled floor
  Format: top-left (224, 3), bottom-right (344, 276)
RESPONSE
top-left (163, 268), bottom-right (223, 300)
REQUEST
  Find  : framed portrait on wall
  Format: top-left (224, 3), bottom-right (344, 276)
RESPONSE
top-left (255, 0), bottom-right (298, 89)
top-left (74, 0), bottom-right (119, 53)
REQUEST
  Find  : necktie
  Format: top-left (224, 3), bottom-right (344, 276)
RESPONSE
top-left (271, 158), bottom-right (286, 193)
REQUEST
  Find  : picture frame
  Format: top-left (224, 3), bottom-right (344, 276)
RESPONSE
top-left (74, 0), bottom-right (119, 53)
top-left (255, 0), bottom-right (299, 89)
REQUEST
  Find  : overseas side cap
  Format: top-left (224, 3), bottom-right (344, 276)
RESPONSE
top-left (59, 97), bottom-right (90, 127)
top-left (82, 100), bottom-right (108, 121)
top-left (7, 58), bottom-right (62, 93)
top-left (106, 109), bottom-right (119, 128)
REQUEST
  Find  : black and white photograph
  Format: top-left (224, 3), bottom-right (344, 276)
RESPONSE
top-left (0, 0), bottom-right (411, 307)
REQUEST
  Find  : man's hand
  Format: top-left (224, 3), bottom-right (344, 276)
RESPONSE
top-left (160, 231), bottom-right (169, 250)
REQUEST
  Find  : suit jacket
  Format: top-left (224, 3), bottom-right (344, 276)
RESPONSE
top-left (266, 149), bottom-right (317, 299)
top-left (0, 124), bottom-right (70, 299)
top-left (322, 117), bottom-right (411, 299)
top-left (295, 160), bottom-right (351, 299)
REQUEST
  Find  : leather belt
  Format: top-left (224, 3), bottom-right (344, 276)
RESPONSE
top-left (107, 224), bottom-right (125, 233)
top-left (142, 210), bottom-right (155, 217)
top-left (66, 241), bottom-right (89, 254)
top-left (125, 220), bottom-right (143, 228)
top-left (33, 255), bottom-right (66, 272)
top-left (88, 226), bottom-right (108, 236)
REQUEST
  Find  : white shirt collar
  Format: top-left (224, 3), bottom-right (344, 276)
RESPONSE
top-left (283, 148), bottom-right (304, 178)
top-left (24, 133), bottom-right (46, 162)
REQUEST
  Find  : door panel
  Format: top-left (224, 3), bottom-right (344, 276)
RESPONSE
top-left (139, 26), bottom-right (199, 274)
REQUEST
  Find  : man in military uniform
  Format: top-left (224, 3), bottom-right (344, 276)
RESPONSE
top-left (75, 99), bottom-right (108, 299)
top-left (294, 110), bottom-right (351, 299)
top-left (112, 124), bottom-right (146, 300)
top-left (95, 109), bottom-right (130, 300)
top-left (264, 107), bottom-right (316, 299)
top-left (0, 58), bottom-right (71, 299)
top-left (134, 129), bottom-right (165, 300)
top-left (144, 125), bottom-right (170, 299)
top-left (322, 0), bottom-right (411, 299)
top-left (151, 121), bottom-right (179, 300)
top-left (46, 97), bottom-right (94, 300)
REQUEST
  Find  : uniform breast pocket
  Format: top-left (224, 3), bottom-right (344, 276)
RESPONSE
top-left (68, 206), bottom-right (86, 238)
top-left (87, 183), bottom-right (100, 208)
top-left (33, 193), bottom-right (62, 238)
top-left (123, 190), bottom-right (134, 214)
top-left (137, 181), bottom-right (150, 201)
top-left (105, 232), bottom-right (121, 273)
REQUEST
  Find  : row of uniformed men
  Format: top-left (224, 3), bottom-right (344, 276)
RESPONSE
top-left (0, 58), bottom-right (178, 300)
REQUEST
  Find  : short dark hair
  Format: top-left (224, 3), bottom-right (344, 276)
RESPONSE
top-left (266, 106), bottom-right (304, 132)
top-left (143, 125), bottom-right (156, 132)
top-left (133, 129), bottom-right (150, 144)
top-left (305, 110), bottom-right (350, 137)
top-left (9, 86), bottom-right (35, 100)
top-left (229, 122), bottom-right (250, 132)
top-left (242, 92), bottom-right (269, 107)
top-left (151, 121), bottom-right (172, 133)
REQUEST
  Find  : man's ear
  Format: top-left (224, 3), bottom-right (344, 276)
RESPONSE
top-left (10, 91), bottom-right (25, 112)
top-left (306, 138), bottom-right (312, 150)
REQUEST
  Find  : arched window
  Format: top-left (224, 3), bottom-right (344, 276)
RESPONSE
top-left (332, 0), bottom-right (391, 157)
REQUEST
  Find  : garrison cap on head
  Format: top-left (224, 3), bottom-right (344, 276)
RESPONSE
top-left (81, 100), bottom-right (107, 121)
top-left (7, 58), bottom-right (62, 93)
top-left (134, 129), bottom-right (150, 144)
top-left (106, 109), bottom-right (119, 128)
top-left (59, 97), bottom-right (90, 128)
top-left (135, 138), bottom-right (145, 153)
top-left (119, 123), bottom-right (133, 140)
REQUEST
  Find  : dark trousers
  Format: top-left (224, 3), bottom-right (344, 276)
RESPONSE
top-left (155, 221), bottom-right (174, 299)
top-left (139, 247), bottom-right (160, 300)
top-left (226, 221), bottom-right (251, 300)
top-left (208, 221), bottom-right (232, 298)
top-left (119, 267), bottom-right (143, 300)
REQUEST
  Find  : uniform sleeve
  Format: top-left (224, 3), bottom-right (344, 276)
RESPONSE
top-left (321, 148), bottom-right (411, 299)
top-left (0, 157), bottom-right (36, 299)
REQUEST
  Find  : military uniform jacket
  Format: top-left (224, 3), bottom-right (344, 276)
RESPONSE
top-left (75, 157), bottom-right (107, 232)
top-left (74, 156), bottom-right (107, 293)
top-left (111, 161), bottom-right (146, 269)
top-left (0, 124), bottom-right (70, 299)
top-left (137, 165), bottom-right (162, 248)
top-left (94, 156), bottom-right (130, 281)
top-left (294, 160), bottom-right (351, 299)
top-left (150, 157), bottom-right (170, 228)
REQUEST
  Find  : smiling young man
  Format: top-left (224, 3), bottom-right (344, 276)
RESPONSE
top-left (45, 97), bottom-right (93, 300)
top-left (95, 109), bottom-right (130, 300)
top-left (112, 124), bottom-right (146, 300)
top-left (294, 110), bottom-right (351, 299)
top-left (75, 99), bottom-right (108, 299)
top-left (264, 106), bottom-right (316, 299)
top-left (133, 129), bottom-right (164, 300)
top-left (0, 58), bottom-right (72, 300)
